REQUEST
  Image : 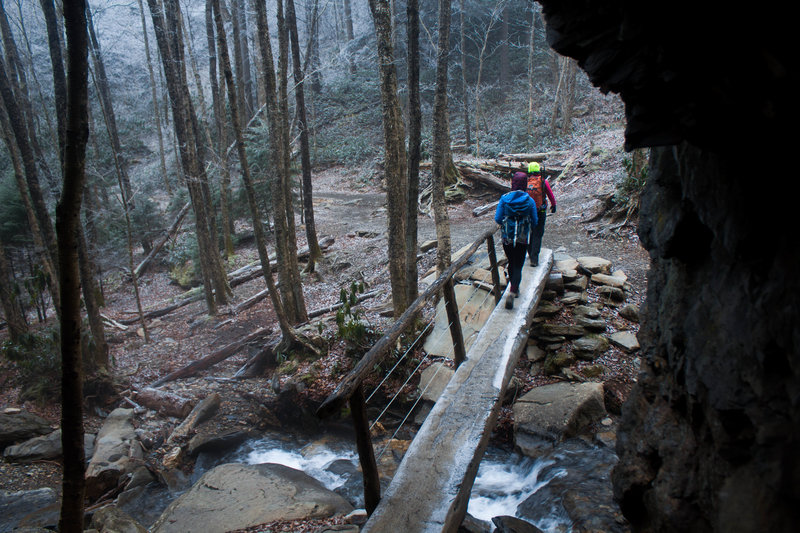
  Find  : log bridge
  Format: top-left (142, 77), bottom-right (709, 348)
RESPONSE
top-left (317, 224), bottom-right (553, 532)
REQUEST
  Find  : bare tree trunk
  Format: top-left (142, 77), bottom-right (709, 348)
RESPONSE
top-left (87, 9), bottom-right (133, 208)
top-left (39, 0), bottom-right (67, 165)
top-left (122, 201), bottom-right (149, 342)
top-left (287, 0), bottom-right (322, 270)
top-left (526, 1), bottom-right (536, 133)
top-left (306, 0), bottom-right (322, 93)
top-left (0, 241), bottom-right (27, 342)
top-left (432, 0), bottom-right (453, 274)
top-left (77, 226), bottom-right (109, 369)
top-left (206, 0), bottom-right (234, 257)
top-left (499, 4), bottom-right (509, 89)
top-left (0, 99), bottom-right (59, 313)
top-left (561, 58), bottom-right (577, 134)
top-left (229, 0), bottom-right (249, 120)
top-left (459, 0), bottom-right (471, 149)
top-left (45, 0), bottom-right (108, 370)
top-left (406, 0), bottom-right (421, 302)
top-left (177, 7), bottom-right (222, 258)
top-left (179, 8), bottom-right (215, 156)
top-left (344, 0), bottom-right (356, 73)
top-left (58, 1), bottom-right (89, 529)
top-left (275, 0), bottom-right (307, 323)
top-left (0, 56), bottom-right (59, 297)
top-left (236, 0), bottom-right (254, 117)
top-left (550, 55), bottom-right (566, 135)
top-left (0, 3), bottom-right (58, 195)
top-left (15, 5), bottom-right (60, 165)
top-left (368, 0), bottom-right (409, 318)
top-left (253, 0), bottom-right (306, 325)
top-left (473, 2), bottom-right (503, 158)
top-left (137, 0), bottom-right (171, 194)
top-left (147, 0), bottom-right (230, 314)
top-left (216, 0), bottom-right (309, 348)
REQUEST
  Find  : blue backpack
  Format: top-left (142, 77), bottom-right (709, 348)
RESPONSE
top-left (502, 213), bottom-right (531, 246)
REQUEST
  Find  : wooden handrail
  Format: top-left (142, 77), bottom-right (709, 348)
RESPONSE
top-left (443, 279), bottom-right (466, 367)
top-left (316, 223), bottom-right (500, 418)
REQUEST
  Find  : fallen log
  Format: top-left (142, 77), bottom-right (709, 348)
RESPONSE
top-left (117, 236), bottom-right (336, 325)
top-left (134, 202), bottom-right (191, 277)
top-left (149, 327), bottom-right (272, 387)
top-left (497, 151), bottom-right (568, 162)
top-left (472, 201), bottom-right (499, 217)
top-left (134, 387), bottom-right (196, 418)
top-left (234, 337), bottom-right (281, 379)
top-left (167, 393), bottom-right (221, 443)
top-left (233, 291), bottom-right (381, 378)
top-left (227, 235), bottom-right (335, 288)
top-left (100, 313), bottom-right (128, 330)
top-left (553, 156), bottom-right (578, 183)
top-left (307, 289), bottom-right (380, 319)
top-left (457, 160), bottom-right (563, 180)
top-left (233, 289), bottom-right (270, 313)
top-left (458, 167), bottom-right (509, 193)
top-left (117, 298), bottom-right (196, 326)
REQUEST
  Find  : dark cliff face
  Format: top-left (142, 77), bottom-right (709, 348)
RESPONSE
top-left (535, 1), bottom-right (800, 531)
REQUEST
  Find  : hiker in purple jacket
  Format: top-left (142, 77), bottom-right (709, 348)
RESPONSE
top-left (495, 172), bottom-right (537, 309)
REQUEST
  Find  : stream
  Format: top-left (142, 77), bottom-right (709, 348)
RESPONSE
top-left (181, 432), bottom-right (623, 532)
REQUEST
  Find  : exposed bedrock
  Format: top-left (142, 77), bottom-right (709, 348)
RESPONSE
top-left (536, 1), bottom-right (799, 531)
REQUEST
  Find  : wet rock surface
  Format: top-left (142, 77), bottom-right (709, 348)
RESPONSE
top-left (0, 488), bottom-right (58, 533)
top-left (513, 382), bottom-right (606, 450)
top-left (151, 463), bottom-right (353, 533)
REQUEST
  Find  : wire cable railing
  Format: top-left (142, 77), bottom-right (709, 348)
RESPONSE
top-left (366, 263), bottom-right (499, 434)
top-left (316, 223), bottom-right (503, 515)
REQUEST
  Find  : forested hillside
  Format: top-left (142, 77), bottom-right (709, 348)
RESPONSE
top-left (0, 1), bottom-right (642, 531)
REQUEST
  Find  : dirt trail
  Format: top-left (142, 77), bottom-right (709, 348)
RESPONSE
top-left (311, 127), bottom-right (649, 303)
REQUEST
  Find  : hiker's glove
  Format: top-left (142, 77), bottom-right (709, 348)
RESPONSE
top-left (550, 205), bottom-right (556, 214)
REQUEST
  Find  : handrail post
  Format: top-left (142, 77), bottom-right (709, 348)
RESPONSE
top-left (317, 224), bottom-right (499, 419)
top-left (350, 384), bottom-right (381, 515)
top-left (443, 279), bottom-right (466, 367)
top-left (486, 234), bottom-right (502, 304)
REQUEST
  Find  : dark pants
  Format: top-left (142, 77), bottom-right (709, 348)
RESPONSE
top-left (528, 209), bottom-right (547, 264)
top-left (503, 241), bottom-right (528, 292)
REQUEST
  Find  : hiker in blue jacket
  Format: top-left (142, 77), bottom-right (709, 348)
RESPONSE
top-left (495, 172), bottom-right (538, 309)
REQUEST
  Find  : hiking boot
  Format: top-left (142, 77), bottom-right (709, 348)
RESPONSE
top-left (530, 258), bottom-right (539, 267)
top-left (505, 292), bottom-right (514, 310)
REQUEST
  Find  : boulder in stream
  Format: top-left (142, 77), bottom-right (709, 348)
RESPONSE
top-left (513, 382), bottom-right (606, 456)
top-left (85, 408), bottom-right (141, 499)
top-left (492, 515), bottom-right (544, 533)
top-left (90, 505), bottom-right (147, 533)
top-left (151, 462), bottom-right (353, 533)
top-left (0, 488), bottom-right (58, 533)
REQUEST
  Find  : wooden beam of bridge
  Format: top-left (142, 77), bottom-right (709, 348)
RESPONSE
top-left (363, 249), bottom-right (554, 533)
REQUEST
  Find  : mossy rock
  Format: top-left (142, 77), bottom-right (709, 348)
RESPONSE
top-left (169, 261), bottom-right (200, 289)
top-left (277, 359), bottom-right (299, 375)
top-left (544, 351), bottom-right (576, 375)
